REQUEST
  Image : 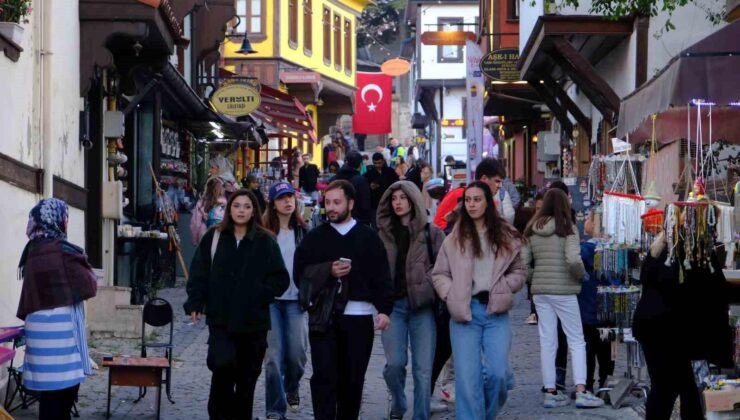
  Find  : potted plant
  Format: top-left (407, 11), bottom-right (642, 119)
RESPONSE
top-left (0, 0), bottom-right (32, 45)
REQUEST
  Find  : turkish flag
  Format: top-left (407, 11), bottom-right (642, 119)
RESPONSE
top-left (352, 72), bottom-right (392, 135)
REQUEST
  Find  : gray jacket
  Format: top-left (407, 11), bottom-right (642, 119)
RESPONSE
top-left (521, 219), bottom-right (585, 295)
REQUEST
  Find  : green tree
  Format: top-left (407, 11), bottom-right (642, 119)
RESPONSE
top-left (548, 0), bottom-right (725, 33)
top-left (357, 0), bottom-right (404, 48)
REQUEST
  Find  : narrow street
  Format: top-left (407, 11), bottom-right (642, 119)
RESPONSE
top-left (12, 282), bottom-right (643, 419)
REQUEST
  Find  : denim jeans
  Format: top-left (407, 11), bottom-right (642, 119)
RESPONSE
top-left (381, 298), bottom-right (436, 420)
top-left (264, 300), bottom-right (308, 418)
top-left (450, 300), bottom-right (511, 419)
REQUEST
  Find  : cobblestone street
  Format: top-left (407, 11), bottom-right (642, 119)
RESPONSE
top-left (11, 283), bottom-right (644, 419)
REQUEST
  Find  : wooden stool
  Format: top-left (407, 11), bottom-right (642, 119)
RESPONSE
top-left (103, 357), bottom-right (169, 419)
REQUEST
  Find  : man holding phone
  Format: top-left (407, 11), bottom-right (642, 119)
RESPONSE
top-left (294, 180), bottom-right (393, 420)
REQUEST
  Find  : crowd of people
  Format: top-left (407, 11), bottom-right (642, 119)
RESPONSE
top-left (16, 135), bottom-right (730, 420)
top-left (178, 142), bottom-right (618, 420)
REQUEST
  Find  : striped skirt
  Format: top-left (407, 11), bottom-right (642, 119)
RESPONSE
top-left (23, 304), bottom-right (90, 391)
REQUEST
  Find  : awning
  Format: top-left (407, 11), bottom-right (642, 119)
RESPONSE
top-left (251, 84), bottom-right (317, 143)
top-left (617, 20), bottom-right (740, 139)
top-left (484, 85), bottom-right (541, 121)
top-left (518, 15), bottom-right (634, 127)
top-left (120, 63), bottom-right (256, 141)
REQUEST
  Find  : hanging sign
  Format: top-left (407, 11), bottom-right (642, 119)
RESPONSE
top-left (380, 58), bottom-right (411, 76)
top-left (420, 31), bottom-right (476, 46)
top-left (210, 84), bottom-right (261, 117)
top-left (480, 48), bottom-right (520, 81)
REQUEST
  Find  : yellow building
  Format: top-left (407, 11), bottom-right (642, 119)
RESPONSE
top-left (224, 0), bottom-right (368, 166)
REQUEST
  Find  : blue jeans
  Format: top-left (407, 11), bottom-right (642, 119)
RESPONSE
top-left (264, 300), bottom-right (308, 418)
top-left (450, 300), bottom-right (511, 419)
top-left (381, 298), bottom-right (436, 420)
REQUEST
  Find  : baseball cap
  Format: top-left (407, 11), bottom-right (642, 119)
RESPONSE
top-left (268, 182), bottom-right (296, 202)
top-left (427, 178), bottom-right (444, 190)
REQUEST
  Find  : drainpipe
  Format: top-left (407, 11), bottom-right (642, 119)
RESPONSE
top-left (40, 0), bottom-right (54, 197)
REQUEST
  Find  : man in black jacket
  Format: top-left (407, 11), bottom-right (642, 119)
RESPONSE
top-left (294, 180), bottom-right (393, 420)
top-left (299, 153), bottom-right (321, 201)
top-left (331, 151), bottom-right (372, 225)
top-left (364, 152), bottom-right (399, 225)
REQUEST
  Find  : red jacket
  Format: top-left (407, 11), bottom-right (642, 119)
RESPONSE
top-left (433, 187), bottom-right (464, 230)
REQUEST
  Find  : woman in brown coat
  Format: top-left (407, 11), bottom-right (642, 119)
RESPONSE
top-left (432, 181), bottom-right (527, 419)
top-left (377, 181), bottom-right (445, 420)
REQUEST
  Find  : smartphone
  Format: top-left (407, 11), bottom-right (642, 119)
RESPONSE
top-left (338, 257), bottom-right (352, 264)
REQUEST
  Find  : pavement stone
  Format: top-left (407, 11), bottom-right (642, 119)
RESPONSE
top-left (10, 282), bottom-right (645, 419)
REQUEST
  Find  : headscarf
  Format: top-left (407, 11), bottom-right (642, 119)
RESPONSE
top-left (26, 198), bottom-right (69, 241)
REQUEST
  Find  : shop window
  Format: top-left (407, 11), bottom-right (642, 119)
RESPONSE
top-left (235, 0), bottom-right (266, 40)
top-left (343, 19), bottom-right (352, 75)
top-left (289, 0), bottom-right (299, 48)
top-left (437, 17), bottom-right (463, 63)
top-left (333, 13), bottom-right (342, 71)
top-left (304, 0), bottom-right (313, 55)
top-left (323, 7), bottom-right (331, 64)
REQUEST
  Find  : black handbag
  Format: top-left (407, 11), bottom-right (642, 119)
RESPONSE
top-left (305, 278), bottom-right (342, 333)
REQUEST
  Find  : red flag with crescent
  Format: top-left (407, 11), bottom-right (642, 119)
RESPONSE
top-left (352, 72), bottom-right (392, 135)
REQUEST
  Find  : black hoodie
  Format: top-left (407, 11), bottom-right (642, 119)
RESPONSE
top-left (331, 166), bottom-right (372, 225)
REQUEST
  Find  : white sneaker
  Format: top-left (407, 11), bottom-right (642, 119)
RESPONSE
top-left (543, 391), bottom-right (569, 408)
top-left (576, 391), bottom-right (605, 408)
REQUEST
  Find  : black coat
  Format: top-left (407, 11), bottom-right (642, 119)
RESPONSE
top-left (364, 165), bottom-right (399, 211)
top-left (184, 227), bottom-right (289, 334)
top-left (332, 166), bottom-right (372, 225)
top-left (633, 249), bottom-right (733, 367)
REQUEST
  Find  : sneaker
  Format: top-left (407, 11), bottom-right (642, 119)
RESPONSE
top-left (430, 397), bottom-right (448, 413)
top-left (440, 387), bottom-right (455, 403)
top-left (543, 391), bottom-right (569, 408)
top-left (526, 313), bottom-right (538, 325)
top-left (287, 392), bottom-right (300, 412)
top-left (575, 391), bottom-right (605, 408)
top-left (266, 415), bottom-right (282, 420)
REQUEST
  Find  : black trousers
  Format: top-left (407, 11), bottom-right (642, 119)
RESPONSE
top-left (431, 303), bottom-right (452, 393)
top-left (554, 324), bottom-right (613, 391)
top-left (206, 327), bottom-right (267, 420)
top-left (555, 321), bottom-right (568, 386)
top-left (39, 384), bottom-right (79, 420)
top-left (640, 335), bottom-right (702, 420)
top-left (583, 325), bottom-right (614, 391)
top-left (309, 315), bottom-right (375, 420)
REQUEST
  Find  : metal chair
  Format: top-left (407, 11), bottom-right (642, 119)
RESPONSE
top-left (136, 298), bottom-right (175, 405)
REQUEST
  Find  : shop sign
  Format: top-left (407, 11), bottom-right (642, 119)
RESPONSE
top-left (210, 84), bottom-right (261, 117)
top-left (420, 31), bottom-right (476, 46)
top-left (280, 71), bottom-right (322, 84)
top-left (381, 58), bottom-right (411, 76)
top-left (480, 48), bottom-right (520, 82)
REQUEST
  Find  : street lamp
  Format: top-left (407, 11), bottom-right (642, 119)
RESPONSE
top-left (236, 36), bottom-right (257, 55)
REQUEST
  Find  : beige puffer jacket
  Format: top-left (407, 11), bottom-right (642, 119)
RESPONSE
top-left (432, 227), bottom-right (528, 321)
top-left (377, 181), bottom-right (446, 309)
top-left (521, 218), bottom-right (585, 295)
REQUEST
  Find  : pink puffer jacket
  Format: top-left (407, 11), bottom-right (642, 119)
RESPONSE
top-left (431, 227), bottom-right (528, 322)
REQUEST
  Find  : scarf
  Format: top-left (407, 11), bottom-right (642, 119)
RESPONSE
top-left (26, 198), bottom-right (68, 241)
top-left (17, 239), bottom-right (97, 320)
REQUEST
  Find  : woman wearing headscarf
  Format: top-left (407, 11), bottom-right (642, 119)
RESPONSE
top-left (17, 198), bottom-right (97, 420)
